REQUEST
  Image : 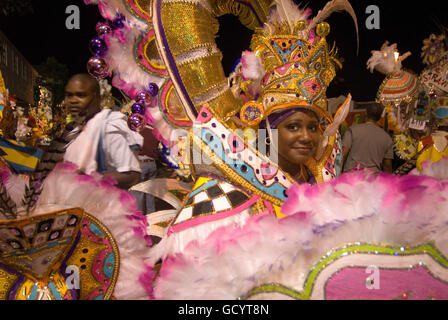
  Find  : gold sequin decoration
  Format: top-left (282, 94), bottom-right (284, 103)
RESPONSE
top-left (163, 83), bottom-right (192, 126)
top-left (247, 21), bottom-right (341, 118)
top-left (0, 267), bottom-right (18, 299)
top-left (134, 0), bottom-right (152, 19)
top-left (204, 87), bottom-right (242, 121)
top-left (306, 135), bottom-right (336, 183)
top-left (124, 0), bottom-right (152, 21)
top-left (0, 208), bottom-right (84, 283)
top-left (251, 199), bottom-right (268, 215)
top-left (142, 33), bottom-right (166, 71)
top-left (161, 2), bottom-right (219, 57)
top-left (177, 52), bottom-right (226, 97)
top-left (67, 232), bottom-right (107, 299)
top-left (66, 213), bottom-right (119, 300)
top-left (0, 210), bottom-right (119, 300)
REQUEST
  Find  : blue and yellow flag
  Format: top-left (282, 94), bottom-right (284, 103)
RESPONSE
top-left (0, 138), bottom-right (44, 173)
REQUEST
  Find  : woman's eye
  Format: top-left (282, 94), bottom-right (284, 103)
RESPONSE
top-left (286, 124), bottom-right (298, 131)
top-left (308, 125), bottom-right (318, 132)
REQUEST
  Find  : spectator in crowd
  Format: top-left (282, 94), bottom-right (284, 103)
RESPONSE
top-left (342, 103), bottom-right (394, 174)
top-left (63, 73), bottom-right (142, 189)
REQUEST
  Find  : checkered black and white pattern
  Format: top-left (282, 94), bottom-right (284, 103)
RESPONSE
top-left (174, 181), bottom-right (250, 224)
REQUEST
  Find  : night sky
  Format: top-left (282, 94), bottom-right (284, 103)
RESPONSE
top-left (1, 0), bottom-right (447, 101)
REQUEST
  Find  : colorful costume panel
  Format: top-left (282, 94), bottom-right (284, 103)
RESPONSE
top-left (368, 34), bottom-right (448, 174)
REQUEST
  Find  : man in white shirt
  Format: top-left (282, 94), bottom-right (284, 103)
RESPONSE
top-left (63, 74), bottom-right (142, 189)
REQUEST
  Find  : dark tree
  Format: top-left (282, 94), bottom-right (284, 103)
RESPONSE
top-left (35, 56), bottom-right (69, 110)
top-left (0, 0), bottom-right (34, 16)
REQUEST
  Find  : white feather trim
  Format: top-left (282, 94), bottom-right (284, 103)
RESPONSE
top-left (1, 168), bottom-right (28, 207)
top-left (269, 0), bottom-right (311, 29)
top-left (147, 209), bottom-right (252, 265)
top-left (241, 51), bottom-right (265, 81)
top-left (29, 163), bottom-right (152, 300)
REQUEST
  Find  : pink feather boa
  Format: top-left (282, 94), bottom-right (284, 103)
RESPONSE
top-left (151, 160), bottom-right (448, 299)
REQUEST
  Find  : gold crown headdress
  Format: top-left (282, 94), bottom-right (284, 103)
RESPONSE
top-left (236, 0), bottom-right (358, 127)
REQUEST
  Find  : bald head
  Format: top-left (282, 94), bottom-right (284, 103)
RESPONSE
top-left (64, 74), bottom-right (101, 120)
top-left (67, 73), bottom-right (100, 96)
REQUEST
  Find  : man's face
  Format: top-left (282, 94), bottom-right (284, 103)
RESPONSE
top-left (64, 79), bottom-right (100, 119)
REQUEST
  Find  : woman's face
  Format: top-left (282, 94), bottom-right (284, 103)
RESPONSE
top-left (276, 110), bottom-right (321, 171)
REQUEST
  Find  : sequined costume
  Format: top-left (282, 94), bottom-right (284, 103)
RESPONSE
top-left (75, 0), bottom-right (448, 300)
top-left (367, 34), bottom-right (448, 174)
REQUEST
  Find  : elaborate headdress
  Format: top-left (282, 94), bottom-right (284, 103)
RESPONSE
top-left (235, 0), bottom-right (358, 128)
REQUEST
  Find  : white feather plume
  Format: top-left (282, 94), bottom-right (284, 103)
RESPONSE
top-left (1, 168), bottom-right (28, 207)
top-left (269, 0), bottom-right (311, 30)
top-left (324, 94), bottom-right (351, 137)
top-left (241, 51), bottom-right (265, 81)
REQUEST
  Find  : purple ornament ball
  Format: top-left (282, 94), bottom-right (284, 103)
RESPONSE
top-left (96, 22), bottom-right (111, 36)
top-left (135, 91), bottom-right (151, 105)
top-left (111, 14), bottom-right (125, 30)
top-left (135, 91), bottom-right (151, 101)
top-left (87, 57), bottom-right (110, 79)
top-left (127, 113), bottom-right (146, 131)
top-left (89, 37), bottom-right (108, 56)
top-left (147, 83), bottom-right (159, 97)
top-left (131, 102), bottom-right (146, 115)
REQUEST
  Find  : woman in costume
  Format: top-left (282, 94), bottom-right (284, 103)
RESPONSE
top-left (58, 0), bottom-right (448, 301)
top-left (261, 108), bottom-right (322, 184)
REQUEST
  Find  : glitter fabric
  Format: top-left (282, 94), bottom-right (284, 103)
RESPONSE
top-left (0, 208), bottom-right (120, 300)
top-left (158, 0), bottom-right (273, 121)
top-left (161, 2), bottom-right (218, 57)
top-left (249, 22), bottom-right (340, 115)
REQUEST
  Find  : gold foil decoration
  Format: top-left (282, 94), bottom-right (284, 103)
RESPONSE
top-left (296, 20), bottom-right (307, 31)
top-left (161, 2), bottom-right (218, 57)
top-left (316, 22), bottom-right (330, 37)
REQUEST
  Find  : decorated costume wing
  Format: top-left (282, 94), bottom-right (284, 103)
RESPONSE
top-left (0, 162), bottom-right (152, 300)
top-left (84, 0), bottom-right (273, 144)
top-left (151, 160), bottom-right (448, 300)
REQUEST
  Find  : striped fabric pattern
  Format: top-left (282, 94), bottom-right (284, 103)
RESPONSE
top-left (379, 71), bottom-right (419, 102)
top-left (0, 138), bottom-right (44, 173)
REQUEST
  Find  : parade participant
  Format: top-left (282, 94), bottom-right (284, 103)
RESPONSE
top-left (83, 0), bottom-right (357, 251)
top-left (342, 103), bottom-right (394, 174)
top-left (259, 108), bottom-right (322, 183)
top-left (63, 74), bottom-right (142, 189)
top-left (367, 33), bottom-right (448, 174)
